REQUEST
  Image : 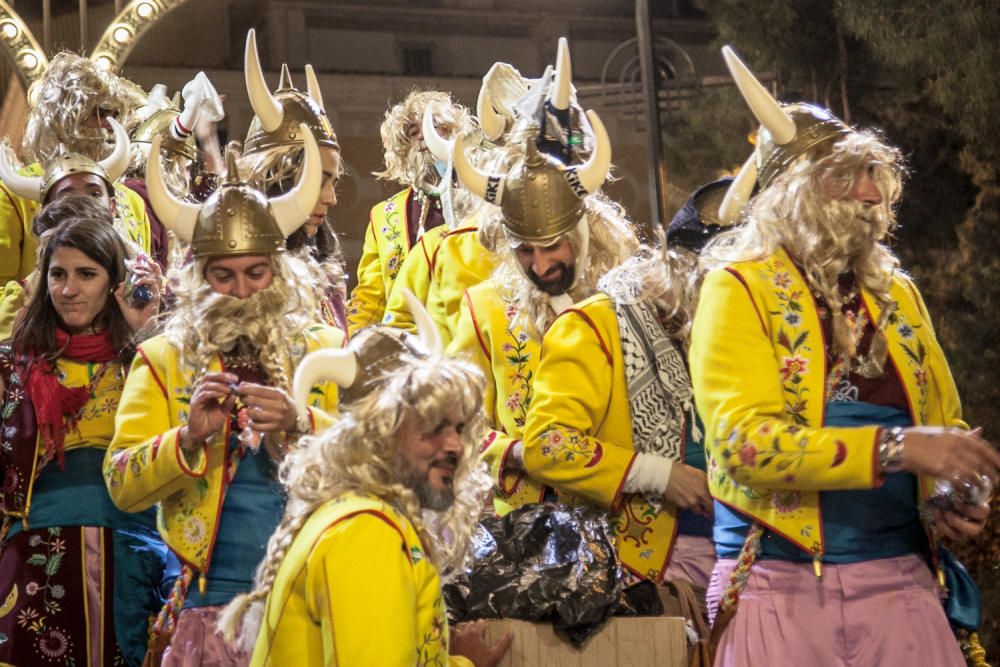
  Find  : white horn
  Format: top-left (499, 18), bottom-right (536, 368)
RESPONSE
top-left (98, 117), bottom-right (131, 183)
top-left (551, 37), bottom-right (572, 111)
top-left (293, 348), bottom-right (358, 421)
top-left (452, 134), bottom-right (504, 205)
top-left (476, 85), bottom-right (504, 142)
top-left (568, 110), bottom-right (611, 195)
top-left (270, 124), bottom-right (322, 238)
top-left (421, 104), bottom-right (452, 161)
top-left (145, 134), bottom-right (200, 242)
top-left (718, 154), bottom-right (759, 226)
top-left (244, 29), bottom-right (283, 132)
top-left (401, 288), bottom-right (443, 356)
top-left (722, 45), bottom-right (796, 145)
top-left (0, 145), bottom-right (42, 201)
top-left (304, 64), bottom-right (325, 112)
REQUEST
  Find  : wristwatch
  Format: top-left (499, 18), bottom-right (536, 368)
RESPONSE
top-left (877, 426), bottom-right (905, 473)
top-left (294, 411), bottom-right (311, 435)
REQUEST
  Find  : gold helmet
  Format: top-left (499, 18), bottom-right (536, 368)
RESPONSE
top-left (145, 123), bottom-right (321, 258)
top-left (451, 109), bottom-right (611, 245)
top-left (292, 290), bottom-right (442, 412)
top-left (243, 29), bottom-right (338, 155)
top-left (131, 107), bottom-right (198, 161)
top-left (0, 117), bottom-right (130, 203)
top-left (718, 46), bottom-right (851, 225)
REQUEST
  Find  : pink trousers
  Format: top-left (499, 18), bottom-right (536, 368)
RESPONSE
top-left (161, 605), bottom-right (249, 667)
top-left (706, 554), bottom-right (965, 667)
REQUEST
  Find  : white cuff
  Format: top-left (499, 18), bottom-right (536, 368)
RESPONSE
top-left (623, 452), bottom-right (673, 496)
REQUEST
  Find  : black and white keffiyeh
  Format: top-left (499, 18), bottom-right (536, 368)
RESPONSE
top-left (613, 300), bottom-right (700, 462)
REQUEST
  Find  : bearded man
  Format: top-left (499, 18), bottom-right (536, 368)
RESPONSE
top-left (103, 129), bottom-right (343, 666)
top-left (389, 39), bottom-right (588, 347)
top-left (218, 295), bottom-right (511, 666)
top-left (1, 52), bottom-right (151, 283)
top-left (447, 80), bottom-right (639, 517)
top-left (347, 90), bottom-right (477, 334)
top-left (690, 47), bottom-right (1000, 665)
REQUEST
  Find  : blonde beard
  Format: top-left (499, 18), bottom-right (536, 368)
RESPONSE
top-left (797, 197), bottom-right (892, 283)
top-left (161, 256), bottom-right (317, 386)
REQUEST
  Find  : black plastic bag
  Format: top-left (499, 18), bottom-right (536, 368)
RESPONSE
top-left (444, 504), bottom-right (660, 646)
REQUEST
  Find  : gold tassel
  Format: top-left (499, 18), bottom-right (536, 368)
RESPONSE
top-left (965, 632), bottom-right (991, 667)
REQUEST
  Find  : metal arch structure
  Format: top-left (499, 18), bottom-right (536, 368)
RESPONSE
top-left (0, 1), bottom-right (48, 87)
top-left (597, 35), bottom-right (698, 122)
top-left (0, 0), bottom-right (191, 88)
top-left (91, 0), bottom-right (191, 72)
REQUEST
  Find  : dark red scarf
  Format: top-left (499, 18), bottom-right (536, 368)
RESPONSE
top-left (23, 329), bottom-right (117, 469)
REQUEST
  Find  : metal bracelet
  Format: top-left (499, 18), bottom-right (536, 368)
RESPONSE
top-left (878, 426), bottom-right (905, 473)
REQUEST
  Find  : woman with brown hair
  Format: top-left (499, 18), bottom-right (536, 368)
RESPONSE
top-left (0, 215), bottom-right (167, 666)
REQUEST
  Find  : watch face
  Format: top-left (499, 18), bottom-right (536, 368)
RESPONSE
top-left (296, 413), bottom-right (311, 434)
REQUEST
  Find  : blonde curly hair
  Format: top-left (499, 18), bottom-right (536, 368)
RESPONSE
top-left (702, 129), bottom-right (906, 363)
top-left (24, 52), bottom-right (144, 164)
top-left (218, 345), bottom-right (492, 651)
top-left (374, 90), bottom-right (477, 187)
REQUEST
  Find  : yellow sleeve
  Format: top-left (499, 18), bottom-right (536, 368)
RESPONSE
top-left (901, 278), bottom-right (966, 429)
top-left (103, 345), bottom-right (209, 513)
top-left (427, 228), bottom-right (493, 349)
top-left (306, 513), bottom-right (418, 666)
top-left (0, 179), bottom-right (39, 284)
top-left (119, 185), bottom-right (153, 256)
top-left (0, 279), bottom-right (28, 341)
top-left (689, 267), bottom-right (880, 492)
top-left (522, 308), bottom-right (636, 509)
top-left (347, 215), bottom-right (387, 335)
top-left (448, 291), bottom-right (518, 487)
top-left (382, 228), bottom-right (442, 333)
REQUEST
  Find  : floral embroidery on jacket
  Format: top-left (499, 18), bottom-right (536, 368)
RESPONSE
top-left (762, 259), bottom-right (814, 425)
top-left (501, 301), bottom-right (533, 429)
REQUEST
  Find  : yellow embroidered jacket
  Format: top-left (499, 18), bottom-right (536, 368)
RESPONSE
top-left (381, 224), bottom-right (449, 332)
top-left (0, 280), bottom-right (27, 341)
top-left (250, 492), bottom-right (472, 667)
top-left (426, 222), bottom-right (495, 348)
top-left (347, 189), bottom-right (414, 335)
top-left (688, 247), bottom-right (965, 557)
top-left (103, 324), bottom-right (343, 574)
top-left (523, 294), bottom-right (680, 581)
top-left (0, 165), bottom-right (152, 283)
top-left (449, 280), bottom-right (547, 515)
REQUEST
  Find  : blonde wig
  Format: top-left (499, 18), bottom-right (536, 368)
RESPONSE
top-left (24, 52), bottom-right (144, 164)
top-left (599, 237), bottom-right (700, 348)
top-left (157, 250), bottom-right (319, 391)
top-left (239, 144), bottom-right (349, 307)
top-left (702, 129), bottom-right (906, 363)
top-left (218, 346), bottom-right (492, 650)
top-left (373, 90), bottom-right (477, 188)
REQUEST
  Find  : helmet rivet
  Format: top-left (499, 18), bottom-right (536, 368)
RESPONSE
top-left (227, 208), bottom-right (236, 216)
top-left (289, 131), bottom-right (297, 140)
top-left (228, 240), bottom-right (237, 248)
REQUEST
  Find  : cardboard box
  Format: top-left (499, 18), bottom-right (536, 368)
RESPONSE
top-left (483, 617), bottom-right (688, 667)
